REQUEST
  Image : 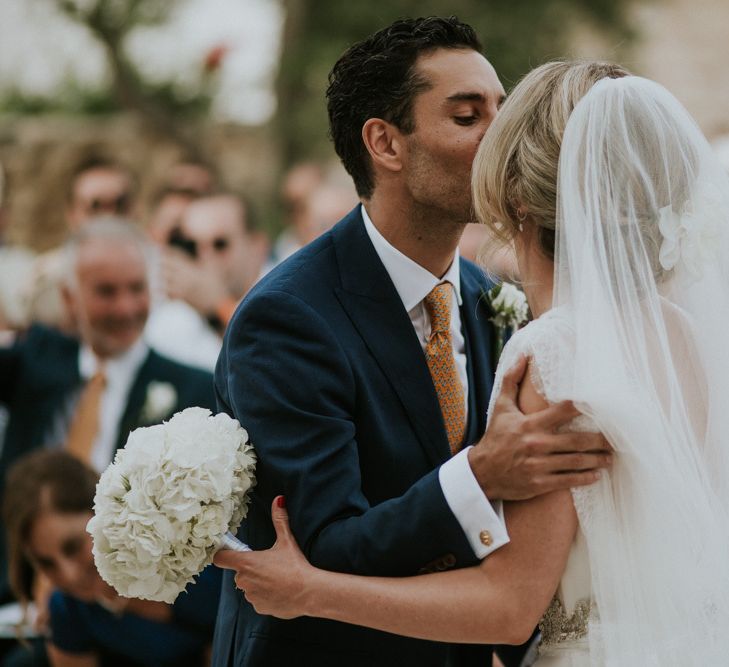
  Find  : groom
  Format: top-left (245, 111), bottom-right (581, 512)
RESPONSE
top-left (213, 16), bottom-right (610, 667)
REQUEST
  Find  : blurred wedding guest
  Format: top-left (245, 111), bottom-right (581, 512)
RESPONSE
top-left (271, 164), bottom-right (357, 267)
top-left (64, 157), bottom-right (137, 233)
top-left (271, 161), bottom-right (324, 264)
top-left (146, 186), bottom-right (200, 247)
top-left (305, 180), bottom-right (358, 241)
top-left (24, 156), bottom-right (138, 332)
top-left (0, 160), bottom-right (36, 331)
top-left (4, 449), bottom-right (221, 667)
top-left (165, 160), bottom-right (215, 198)
top-left (146, 159), bottom-right (216, 246)
top-left (145, 193), bottom-right (268, 371)
top-left (0, 218), bottom-right (215, 601)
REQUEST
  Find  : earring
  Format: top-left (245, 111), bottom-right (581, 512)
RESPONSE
top-left (516, 207), bottom-right (527, 232)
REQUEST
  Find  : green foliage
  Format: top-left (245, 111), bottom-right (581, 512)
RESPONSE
top-left (0, 79), bottom-right (211, 117)
top-left (0, 0), bottom-right (212, 146)
top-left (275, 0), bottom-right (636, 163)
top-left (56, 0), bottom-right (177, 33)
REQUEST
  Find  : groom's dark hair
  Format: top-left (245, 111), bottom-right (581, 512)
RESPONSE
top-left (327, 16), bottom-right (482, 199)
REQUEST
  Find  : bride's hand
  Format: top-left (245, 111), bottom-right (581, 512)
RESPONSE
top-left (213, 496), bottom-right (315, 619)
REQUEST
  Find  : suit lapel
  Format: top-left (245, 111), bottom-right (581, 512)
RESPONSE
top-left (332, 209), bottom-right (451, 467)
top-left (460, 263), bottom-right (496, 445)
top-left (38, 330), bottom-right (82, 452)
top-left (114, 350), bottom-right (156, 453)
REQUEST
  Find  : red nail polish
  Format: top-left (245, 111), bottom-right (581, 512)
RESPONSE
top-left (276, 496), bottom-right (286, 508)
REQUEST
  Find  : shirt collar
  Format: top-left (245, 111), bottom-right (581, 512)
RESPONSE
top-left (361, 205), bottom-right (462, 312)
top-left (79, 337), bottom-right (149, 384)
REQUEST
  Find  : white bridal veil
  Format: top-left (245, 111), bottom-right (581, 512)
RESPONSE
top-left (549, 76), bottom-right (729, 664)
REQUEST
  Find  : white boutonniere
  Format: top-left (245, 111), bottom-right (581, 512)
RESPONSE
top-left (140, 381), bottom-right (177, 423)
top-left (485, 282), bottom-right (529, 358)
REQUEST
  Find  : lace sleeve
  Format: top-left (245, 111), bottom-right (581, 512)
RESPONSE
top-left (487, 309), bottom-right (577, 420)
top-left (486, 310), bottom-right (598, 525)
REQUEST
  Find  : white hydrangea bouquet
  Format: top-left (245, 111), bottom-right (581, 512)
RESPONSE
top-left (87, 407), bottom-right (256, 604)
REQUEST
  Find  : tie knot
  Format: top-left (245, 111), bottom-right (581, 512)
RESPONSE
top-left (90, 367), bottom-right (107, 386)
top-left (424, 282), bottom-right (452, 334)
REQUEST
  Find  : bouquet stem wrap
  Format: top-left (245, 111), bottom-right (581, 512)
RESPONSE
top-left (219, 531), bottom-right (251, 553)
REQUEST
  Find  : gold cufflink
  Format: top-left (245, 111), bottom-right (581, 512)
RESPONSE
top-left (479, 530), bottom-right (493, 547)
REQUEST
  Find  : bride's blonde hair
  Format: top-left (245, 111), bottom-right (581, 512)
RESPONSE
top-left (472, 60), bottom-right (629, 260)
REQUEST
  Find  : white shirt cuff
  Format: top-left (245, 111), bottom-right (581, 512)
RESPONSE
top-left (438, 446), bottom-right (510, 559)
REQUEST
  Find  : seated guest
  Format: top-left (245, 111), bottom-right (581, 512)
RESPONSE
top-left (0, 217), bottom-right (216, 601)
top-left (4, 450), bottom-right (220, 667)
top-left (146, 193), bottom-right (268, 371)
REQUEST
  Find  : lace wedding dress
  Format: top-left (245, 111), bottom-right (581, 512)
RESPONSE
top-left (488, 310), bottom-right (595, 666)
top-left (482, 75), bottom-right (729, 666)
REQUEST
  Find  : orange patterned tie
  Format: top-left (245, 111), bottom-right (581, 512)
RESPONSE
top-left (423, 283), bottom-right (466, 455)
top-left (66, 369), bottom-right (106, 464)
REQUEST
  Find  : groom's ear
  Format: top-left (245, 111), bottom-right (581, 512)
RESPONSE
top-left (362, 118), bottom-right (404, 175)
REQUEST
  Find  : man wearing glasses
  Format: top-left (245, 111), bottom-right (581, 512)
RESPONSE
top-left (145, 193), bottom-right (269, 371)
top-left (23, 156), bottom-right (138, 332)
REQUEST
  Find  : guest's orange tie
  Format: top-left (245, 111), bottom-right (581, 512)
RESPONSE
top-left (424, 283), bottom-right (466, 455)
top-left (66, 369), bottom-right (106, 464)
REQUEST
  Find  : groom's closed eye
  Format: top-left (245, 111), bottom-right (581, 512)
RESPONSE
top-left (454, 115), bottom-right (479, 126)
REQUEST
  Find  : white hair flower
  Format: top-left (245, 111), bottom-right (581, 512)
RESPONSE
top-left (658, 182), bottom-right (724, 281)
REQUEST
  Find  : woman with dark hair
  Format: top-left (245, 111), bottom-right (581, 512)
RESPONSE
top-left (4, 450), bottom-right (220, 667)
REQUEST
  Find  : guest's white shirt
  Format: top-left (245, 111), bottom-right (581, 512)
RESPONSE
top-left (145, 299), bottom-right (222, 373)
top-left (362, 206), bottom-right (509, 558)
top-left (79, 338), bottom-right (148, 473)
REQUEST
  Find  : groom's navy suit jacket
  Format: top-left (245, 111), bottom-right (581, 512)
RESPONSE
top-left (213, 207), bottom-right (501, 666)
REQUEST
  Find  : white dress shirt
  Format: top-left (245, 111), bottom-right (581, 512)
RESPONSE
top-left (362, 206), bottom-right (509, 558)
top-left (79, 338), bottom-right (148, 473)
top-left (145, 299), bottom-right (222, 373)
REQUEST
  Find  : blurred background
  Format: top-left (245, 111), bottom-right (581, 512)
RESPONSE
top-left (0, 3), bottom-right (727, 662)
top-left (1, 0), bottom-right (728, 248)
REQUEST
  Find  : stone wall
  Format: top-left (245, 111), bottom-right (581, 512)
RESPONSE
top-left (573, 0), bottom-right (729, 138)
top-left (0, 113), bottom-right (279, 250)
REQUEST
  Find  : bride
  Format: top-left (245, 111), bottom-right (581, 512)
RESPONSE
top-left (215, 61), bottom-right (729, 665)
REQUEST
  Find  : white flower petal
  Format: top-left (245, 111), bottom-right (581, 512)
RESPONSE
top-left (88, 407), bottom-right (256, 602)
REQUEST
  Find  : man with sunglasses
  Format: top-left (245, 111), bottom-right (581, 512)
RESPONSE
top-left (145, 193), bottom-right (269, 371)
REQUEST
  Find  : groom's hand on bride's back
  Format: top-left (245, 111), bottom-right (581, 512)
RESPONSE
top-left (468, 355), bottom-right (612, 501)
